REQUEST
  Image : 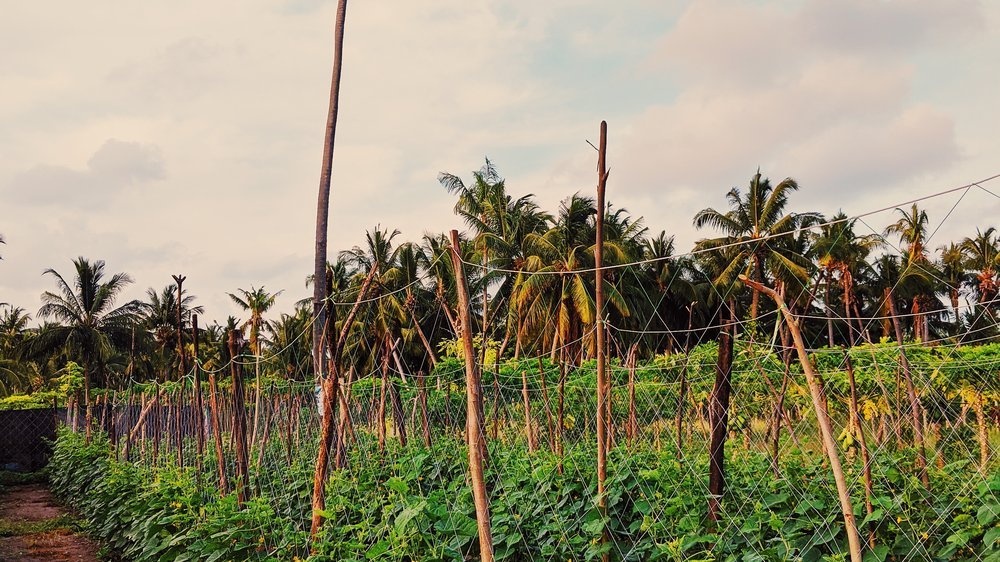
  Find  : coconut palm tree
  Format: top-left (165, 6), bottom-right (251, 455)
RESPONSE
top-left (961, 227), bottom-right (999, 311)
top-left (267, 305), bottom-right (313, 381)
top-left (0, 306), bottom-right (34, 396)
top-left (811, 212), bottom-right (882, 345)
top-left (145, 285), bottom-right (204, 376)
top-left (229, 285), bottom-right (283, 448)
top-left (35, 257), bottom-right (144, 439)
top-left (693, 169), bottom-right (819, 320)
top-left (885, 204), bottom-right (940, 343)
top-left (937, 242), bottom-right (971, 327)
top-left (518, 194), bottom-right (629, 364)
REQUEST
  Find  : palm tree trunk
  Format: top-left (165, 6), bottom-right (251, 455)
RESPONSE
top-left (312, 0), bottom-right (349, 385)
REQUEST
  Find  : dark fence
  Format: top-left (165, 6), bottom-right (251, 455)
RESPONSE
top-left (0, 408), bottom-right (67, 472)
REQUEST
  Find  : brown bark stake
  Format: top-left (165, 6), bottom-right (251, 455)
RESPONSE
top-left (192, 314), bottom-right (205, 479)
top-left (627, 346), bottom-right (638, 448)
top-left (974, 393), bottom-right (990, 472)
top-left (208, 368), bottom-right (228, 496)
top-left (310, 266), bottom-right (376, 542)
top-left (844, 352), bottom-right (875, 549)
top-left (419, 371), bottom-right (432, 448)
top-left (229, 332), bottom-right (251, 507)
top-left (707, 311), bottom-right (733, 523)
top-left (537, 358), bottom-right (556, 451)
top-left (742, 275), bottom-right (862, 562)
top-left (886, 288), bottom-right (930, 489)
top-left (594, 120), bottom-right (611, 561)
top-left (449, 229), bottom-right (493, 562)
top-left (521, 370), bottom-right (536, 452)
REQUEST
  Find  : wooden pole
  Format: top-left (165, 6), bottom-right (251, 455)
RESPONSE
top-left (594, 120), bottom-right (611, 561)
top-left (449, 229), bottom-right (493, 562)
top-left (172, 274), bottom-right (187, 469)
top-left (707, 308), bottom-right (733, 523)
top-left (885, 288), bottom-right (929, 489)
top-left (229, 331), bottom-right (250, 507)
top-left (192, 314), bottom-right (205, 479)
top-left (521, 370), bottom-right (536, 451)
top-left (313, 0), bottom-right (350, 384)
top-left (207, 354), bottom-right (228, 496)
top-left (741, 275), bottom-right (862, 562)
top-left (844, 351), bottom-right (875, 548)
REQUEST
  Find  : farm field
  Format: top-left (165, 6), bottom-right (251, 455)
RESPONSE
top-left (3, 2), bottom-right (1000, 561)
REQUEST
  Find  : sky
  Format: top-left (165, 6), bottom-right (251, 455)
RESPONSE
top-left (2, 0), bottom-right (999, 325)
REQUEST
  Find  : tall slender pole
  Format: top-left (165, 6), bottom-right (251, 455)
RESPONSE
top-left (192, 314), bottom-right (205, 481)
top-left (594, 120), bottom-right (611, 561)
top-left (449, 229), bottom-right (493, 562)
top-left (313, 0), bottom-right (350, 384)
top-left (172, 274), bottom-right (186, 469)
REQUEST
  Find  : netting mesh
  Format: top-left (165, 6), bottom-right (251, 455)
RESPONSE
top-left (59, 183), bottom-right (1000, 562)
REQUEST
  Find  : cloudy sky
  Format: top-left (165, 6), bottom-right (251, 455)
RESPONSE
top-left (2, 0), bottom-right (999, 324)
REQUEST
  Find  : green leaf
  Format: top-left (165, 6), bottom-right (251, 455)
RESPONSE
top-left (385, 477), bottom-right (409, 494)
top-left (978, 503), bottom-right (999, 526)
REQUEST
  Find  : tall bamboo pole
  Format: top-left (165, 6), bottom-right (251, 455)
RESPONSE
top-left (594, 120), bottom-right (610, 561)
top-left (449, 229), bottom-right (493, 562)
top-left (742, 276), bottom-right (862, 562)
top-left (172, 274), bottom-right (187, 469)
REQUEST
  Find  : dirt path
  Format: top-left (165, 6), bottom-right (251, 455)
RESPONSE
top-left (0, 483), bottom-right (101, 562)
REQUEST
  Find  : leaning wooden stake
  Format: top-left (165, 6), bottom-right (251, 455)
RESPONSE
top-left (449, 229), bottom-right (494, 562)
top-left (741, 275), bottom-right (862, 562)
top-left (207, 352), bottom-right (228, 496)
top-left (885, 288), bottom-right (930, 489)
top-left (844, 351), bottom-right (875, 548)
top-left (310, 266), bottom-right (377, 543)
top-left (594, 120), bottom-right (611, 562)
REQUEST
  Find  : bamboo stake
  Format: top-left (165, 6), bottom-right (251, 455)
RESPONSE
top-left (229, 332), bottom-right (250, 507)
top-left (844, 351), bottom-right (875, 548)
top-left (885, 288), bottom-right (929, 488)
top-left (521, 370), bottom-right (536, 451)
top-left (741, 275), bottom-right (862, 562)
top-left (594, 120), bottom-right (611, 561)
top-left (449, 229), bottom-right (493, 562)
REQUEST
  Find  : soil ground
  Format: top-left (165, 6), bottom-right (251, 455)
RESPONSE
top-left (0, 482), bottom-right (100, 562)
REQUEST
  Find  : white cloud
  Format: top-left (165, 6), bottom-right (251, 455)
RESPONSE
top-left (0, 0), bottom-right (997, 324)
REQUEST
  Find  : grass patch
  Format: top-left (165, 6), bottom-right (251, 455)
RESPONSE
top-left (0, 514), bottom-right (78, 537)
top-left (0, 471), bottom-right (47, 487)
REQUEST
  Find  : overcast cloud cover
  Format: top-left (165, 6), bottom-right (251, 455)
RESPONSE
top-left (2, 0), bottom-right (999, 323)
